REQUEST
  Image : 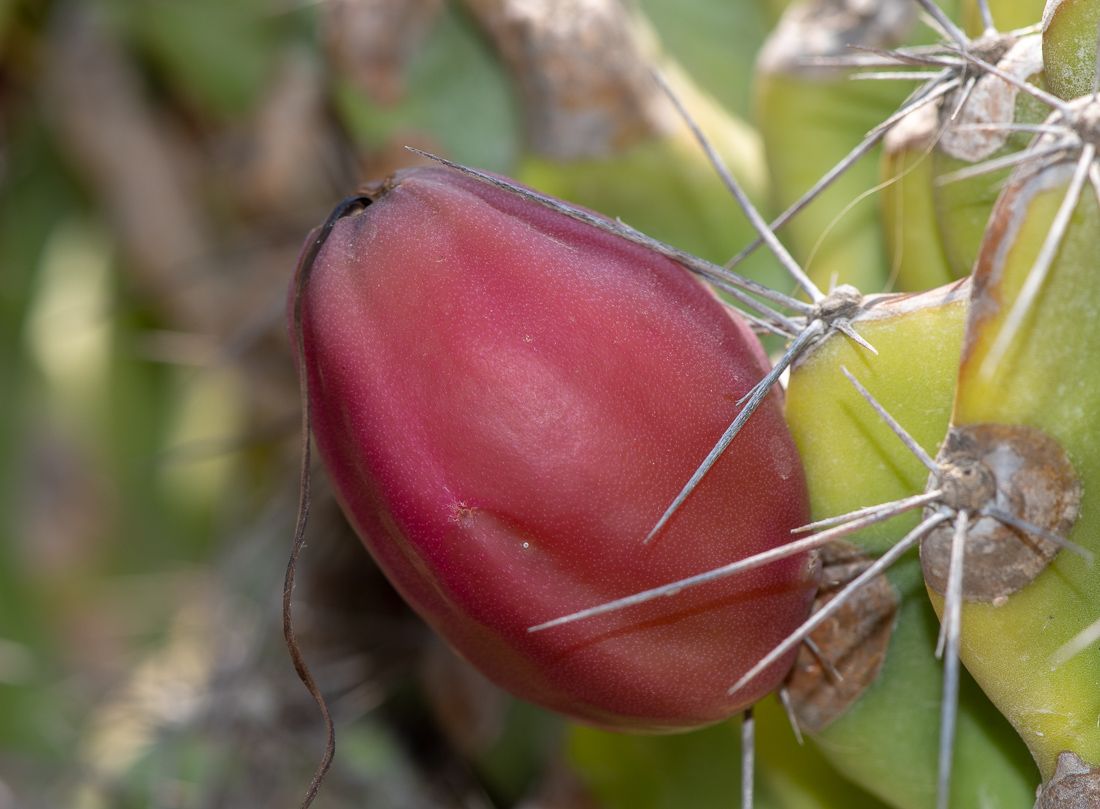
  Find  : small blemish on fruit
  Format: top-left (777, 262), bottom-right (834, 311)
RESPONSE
top-left (993, 596), bottom-right (1008, 607)
top-left (523, 334), bottom-right (532, 343)
top-left (451, 501), bottom-right (473, 522)
top-left (522, 542), bottom-right (529, 549)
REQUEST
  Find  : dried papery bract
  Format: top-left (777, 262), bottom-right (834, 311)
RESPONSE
top-left (935, 34), bottom-right (1036, 163)
top-left (782, 541), bottom-right (899, 734)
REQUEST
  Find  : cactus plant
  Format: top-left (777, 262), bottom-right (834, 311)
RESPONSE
top-left (277, 0), bottom-right (1100, 807)
top-left (11, 0), bottom-right (1100, 804)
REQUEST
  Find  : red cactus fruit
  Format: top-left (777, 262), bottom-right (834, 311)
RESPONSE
top-left (291, 166), bottom-right (816, 731)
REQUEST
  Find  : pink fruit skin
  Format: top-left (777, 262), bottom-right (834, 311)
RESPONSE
top-left (293, 166), bottom-right (816, 732)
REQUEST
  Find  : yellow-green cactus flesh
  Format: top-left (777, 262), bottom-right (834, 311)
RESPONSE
top-left (786, 288), bottom-right (1039, 808)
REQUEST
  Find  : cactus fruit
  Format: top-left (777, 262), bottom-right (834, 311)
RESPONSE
top-left (290, 165), bottom-right (819, 732)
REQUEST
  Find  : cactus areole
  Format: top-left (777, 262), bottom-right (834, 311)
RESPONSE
top-left (289, 166), bottom-right (817, 732)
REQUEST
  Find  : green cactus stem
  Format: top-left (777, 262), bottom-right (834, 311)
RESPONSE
top-left (939, 110), bottom-right (1100, 781)
top-left (754, 0), bottom-right (918, 293)
top-left (784, 284), bottom-right (1039, 809)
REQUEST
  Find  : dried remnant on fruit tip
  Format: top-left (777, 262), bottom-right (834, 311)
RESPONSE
top-left (784, 541), bottom-right (898, 734)
top-left (1034, 751), bottom-right (1100, 809)
top-left (920, 423), bottom-right (1081, 601)
top-left (756, 0), bottom-right (916, 78)
top-left (938, 34), bottom-right (1041, 163)
top-left (461, 0), bottom-right (676, 158)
